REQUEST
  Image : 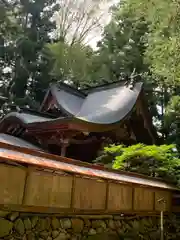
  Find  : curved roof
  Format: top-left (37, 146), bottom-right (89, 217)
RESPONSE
top-left (51, 85), bottom-right (84, 115)
top-left (49, 81), bottom-right (143, 124)
top-left (76, 82), bottom-right (142, 124)
top-left (0, 133), bottom-right (42, 150)
top-left (2, 112), bottom-right (53, 124)
top-left (0, 81), bottom-right (147, 132)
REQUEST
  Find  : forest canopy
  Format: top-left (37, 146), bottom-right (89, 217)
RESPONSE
top-left (1, 0), bottom-right (180, 156)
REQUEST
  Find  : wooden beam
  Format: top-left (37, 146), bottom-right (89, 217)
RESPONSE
top-left (69, 136), bottom-right (98, 145)
top-left (0, 204), bottom-right (170, 216)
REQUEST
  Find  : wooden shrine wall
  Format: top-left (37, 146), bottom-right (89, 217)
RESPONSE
top-left (0, 163), bottom-right (173, 214)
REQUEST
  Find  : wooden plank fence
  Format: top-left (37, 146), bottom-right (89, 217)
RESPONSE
top-left (0, 163), bottom-right (173, 214)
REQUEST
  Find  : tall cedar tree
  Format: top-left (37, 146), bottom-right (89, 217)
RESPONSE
top-left (0, 0), bottom-right (59, 108)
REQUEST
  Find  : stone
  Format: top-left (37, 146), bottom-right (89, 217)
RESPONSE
top-left (71, 219), bottom-right (84, 233)
top-left (114, 216), bottom-right (123, 220)
top-left (131, 220), bottom-right (140, 230)
top-left (40, 230), bottom-right (49, 239)
top-left (124, 238), bottom-right (134, 240)
top-left (88, 229), bottom-right (96, 235)
top-left (4, 236), bottom-right (15, 240)
top-left (60, 218), bottom-right (71, 229)
top-left (86, 233), bottom-right (119, 240)
top-left (66, 233), bottom-right (71, 239)
top-left (52, 230), bottom-right (60, 238)
top-left (27, 232), bottom-right (36, 240)
top-left (22, 235), bottom-right (27, 240)
top-left (54, 232), bottom-right (68, 240)
top-left (9, 212), bottom-right (19, 221)
top-left (45, 217), bottom-right (51, 230)
top-left (24, 218), bottom-right (32, 230)
top-left (114, 220), bottom-right (121, 228)
top-left (108, 220), bottom-right (115, 230)
top-left (91, 221), bottom-right (99, 229)
top-left (12, 232), bottom-right (21, 239)
top-left (82, 227), bottom-right (89, 234)
top-left (99, 220), bottom-right (106, 230)
top-left (52, 217), bottom-right (60, 229)
top-left (0, 215), bottom-right (164, 240)
top-left (66, 228), bottom-right (73, 233)
top-left (73, 234), bottom-right (81, 240)
top-left (71, 237), bottom-right (78, 240)
top-left (91, 220), bottom-right (106, 229)
top-left (14, 218), bottom-right (25, 235)
top-left (36, 218), bottom-right (46, 231)
top-left (31, 216), bottom-right (39, 228)
top-left (0, 218), bottom-right (13, 237)
top-left (0, 211), bottom-right (10, 218)
top-left (117, 228), bottom-right (124, 235)
top-left (96, 227), bottom-right (103, 234)
top-left (84, 219), bottom-right (91, 228)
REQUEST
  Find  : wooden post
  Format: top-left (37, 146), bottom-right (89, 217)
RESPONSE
top-left (157, 197), bottom-right (166, 240)
top-left (61, 139), bottom-right (69, 157)
top-left (160, 211), bottom-right (164, 240)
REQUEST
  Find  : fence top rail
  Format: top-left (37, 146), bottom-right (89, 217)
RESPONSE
top-left (0, 140), bottom-right (178, 191)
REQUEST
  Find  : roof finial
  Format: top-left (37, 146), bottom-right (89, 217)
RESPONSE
top-left (16, 106), bottom-right (22, 113)
top-left (125, 68), bottom-right (141, 89)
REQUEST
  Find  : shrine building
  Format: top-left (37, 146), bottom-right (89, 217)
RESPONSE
top-left (0, 80), bottom-right (158, 162)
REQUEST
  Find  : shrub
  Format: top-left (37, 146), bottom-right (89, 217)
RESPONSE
top-left (95, 143), bottom-right (180, 185)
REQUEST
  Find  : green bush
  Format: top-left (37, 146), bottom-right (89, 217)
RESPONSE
top-left (95, 143), bottom-right (180, 186)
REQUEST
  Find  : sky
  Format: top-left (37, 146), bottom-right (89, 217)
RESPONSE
top-left (88, 0), bottom-right (119, 49)
top-left (54, 0), bottom-right (120, 49)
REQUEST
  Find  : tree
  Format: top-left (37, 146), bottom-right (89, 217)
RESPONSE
top-left (0, 0), bottom-right (59, 109)
top-left (127, 0), bottom-right (180, 88)
top-left (54, 0), bottom-right (109, 45)
top-left (164, 96), bottom-right (180, 151)
top-left (121, 0), bottom-right (180, 150)
top-left (92, 1), bottom-right (149, 82)
top-left (48, 42), bottom-right (94, 88)
top-left (92, 0), bottom-right (180, 153)
top-left (48, 0), bottom-right (112, 89)
top-left (0, 1), bottom-right (20, 97)
top-left (89, 0), bottom-right (162, 133)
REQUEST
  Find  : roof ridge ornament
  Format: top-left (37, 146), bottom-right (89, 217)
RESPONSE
top-left (125, 68), bottom-right (142, 90)
top-left (16, 106), bottom-right (22, 113)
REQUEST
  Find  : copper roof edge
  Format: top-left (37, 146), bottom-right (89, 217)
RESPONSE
top-left (0, 141), bottom-right (178, 191)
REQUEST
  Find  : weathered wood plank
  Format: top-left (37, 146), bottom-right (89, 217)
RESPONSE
top-left (108, 183), bottom-right (133, 211)
top-left (0, 164), bottom-right (26, 204)
top-left (73, 177), bottom-right (106, 210)
top-left (23, 170), bottom-right (73, 208)
top-left (134, 187), bottom-right (154, 211)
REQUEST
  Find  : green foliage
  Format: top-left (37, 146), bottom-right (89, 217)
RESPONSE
top-left (0, 0), bottom-right (111, 107)
top-left (0, 0), bottom-right (59, 108)
top-left (2, 0), bottom-right (180, 160)
top-left (93, 0), bottom-right (180, 152)
top-left (164, 96), bottom-right (180, 151)
top-left (48, 42), bottom-right (94, 88)
top-left (97, 143), bottom-right (180, 185)
top-left (128, 0), bottom-right (180, 87)
top-left (90, 0), bottom-right (162, 126)
top-left (92, 1), bottom-right (149, 83)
